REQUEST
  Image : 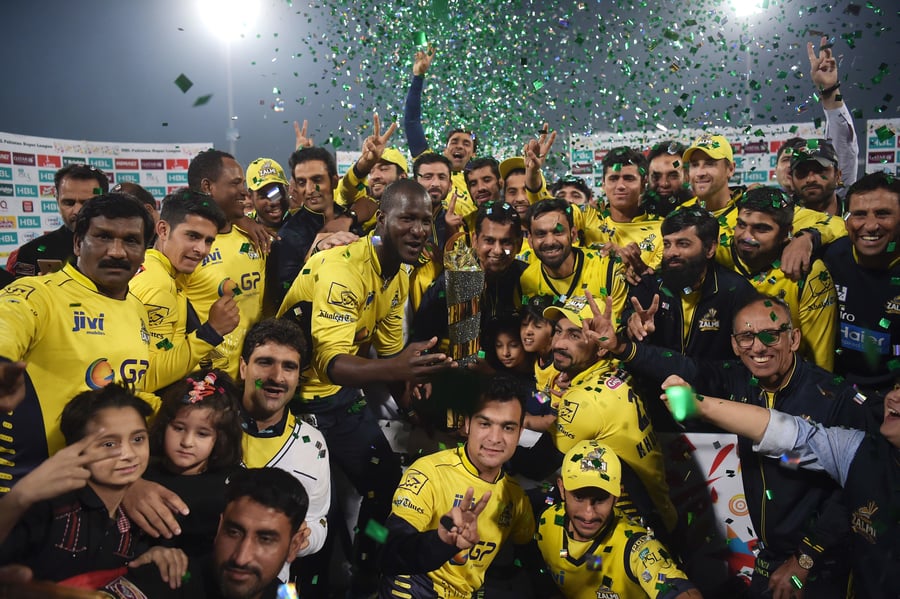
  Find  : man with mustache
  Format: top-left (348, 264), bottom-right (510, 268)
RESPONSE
top-left (408, 153), bottom-right (453, 311)
top-left (126, 467), bottom-right (311, 599)
top-left (731, 187), bottom-right (837, 370)
top-left (246, 158), bottom-right (291, 235)
top-left (0, 193), bottom-right (155, 491)
top-left (790, 139), bottom-right (844, 216)
top-left (642, 140), bottom-right (692, 217)
top-left (130, 190), bottom-right (240, 393)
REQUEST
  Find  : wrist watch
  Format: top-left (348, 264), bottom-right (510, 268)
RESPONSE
top-left (796, 552), bottom-right (814, 570)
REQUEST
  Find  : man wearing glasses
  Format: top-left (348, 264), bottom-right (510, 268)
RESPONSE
top-left (585, 290), bottom-right (871, 599)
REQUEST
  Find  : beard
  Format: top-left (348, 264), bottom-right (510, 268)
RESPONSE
top-left (661, 252), bottom-right (708, 293)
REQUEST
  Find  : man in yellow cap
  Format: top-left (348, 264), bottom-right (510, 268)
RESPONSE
top-left (537, 440), bottom-right (701, 599)
top-left (246, 157), bottom-right (290, 235)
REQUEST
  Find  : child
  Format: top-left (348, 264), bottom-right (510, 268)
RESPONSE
top-left (520, 295), bottom-right (559, 418)
top-left (146, 369), bottom-right (243, 558)
top-left (481, 314), bottom-right (534, 379)
top-left (0, 384), bottom-right (187, 588)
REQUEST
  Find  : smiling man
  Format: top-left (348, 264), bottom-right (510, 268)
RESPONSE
top-left (246, 157), bottom-right (290, 234)
top-left (0, 194), bottom-right (154, 491)
top-left (381, 375), bottom-right (535, 599)
top-left (587, 290), bottom-right (871, 598)
top-left (537, 440), bottom-right (701, 599)
top-left (130, 190), bottom-right (240, 393)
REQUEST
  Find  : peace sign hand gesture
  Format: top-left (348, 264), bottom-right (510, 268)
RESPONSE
top-left (357, 113), bottom-right (399, 175)
top-left (438, 487), bottom-right (492, 550)
top-left (627, 294), bottom-right (659, 341)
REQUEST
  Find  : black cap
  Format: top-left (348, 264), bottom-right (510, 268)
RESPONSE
top-left (789, 139), bottom-right (838, 172)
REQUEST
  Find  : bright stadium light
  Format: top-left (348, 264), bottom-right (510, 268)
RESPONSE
top-left (198, 0), bottom-right (259, 41)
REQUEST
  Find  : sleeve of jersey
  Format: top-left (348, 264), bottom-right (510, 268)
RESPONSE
top-left (0, 278), bottom-right (47, 361)
top-left (297, 429), bottom-right (331, 557)
top-left (404, 75), bottom-right (430, 159)
top-left (310, 262), bottom-right (366, 385)
top-left (525, 178), bottom-right (552, 205)
top-left (791, 206), bottom-right (846, 246)
top-left (798, 261), bottom-right (837, 371)
top-left (624, 533), bottom-right (697, 599)
top-left (134, 284), bottom-right (220, 393)
top-left (580, 207), bottom-right (606, 248)
top-left (373, 275), bottom-right (408, 357)
top-left (337, 167), bottom-right (366, 209)
top-left (824, 103), bottom-right (859, 187)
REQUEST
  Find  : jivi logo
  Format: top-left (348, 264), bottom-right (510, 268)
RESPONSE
top-left (167, 172), bottom-right (188, 184)
top-left (15, 185), bottom-right (38, 197)
top-left (0, 167), bottom-right (11, 181)
top-left (17, 216), bottom-right (41, 228)
top-left (0, 232), bottom-right (18, 245)
top-left (38, 170), bottom-right (56, 183)
top-left (41, 201), bottom-right (58, 212)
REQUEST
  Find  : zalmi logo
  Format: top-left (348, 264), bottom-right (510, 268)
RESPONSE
top-left (851, 501), bottom-right (879, 544)
top-left (497, 502), bottom-right (512, 527)
top-left (638, 233), bottom-right (657, 252)
top-left (697, 308), bottom-right (720, 332)
top-left (885, 295), bottom-right (900, 316)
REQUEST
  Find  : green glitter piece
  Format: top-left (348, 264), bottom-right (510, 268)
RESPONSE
top-left (879, 318), bottom-right (891, 329)
top-left (363, 519), bottom-right (388, 544)
top-left (876, 126), bottom-right (895, 142)
top-left (750, 376), bottom-right (759, 386)
top-left (181, 570), bottom-right (192, 582)
top-left (765, 489), bottom-right (773, 500)
top-left (757, 331), bottom-right (777, 345)
top-left (888, 359), bottom-right (900, 371)
top-left (477, 350), bottom-right (485, 359)
top-left (37, 245), bottom-right (46, 253)
top-left (532, 80), bottom-right (544, 91)
top-left (770, 311), bottom-right (778, 322)
top-left (255, 379), bottom-right (264, 388)
top-left (891, 277), bottom-right (900, 285)
top-left (413, 31), bottom-right (426, 46)
top-left (888, 242), bottom-right (896, 253)
top-left (174, 74), bottom-right (193, 93)
top-left (791, 575), bottom-right (803, 590)
top-left (193, 94), bottom-right (213, 107)
top-left (554, 514), bottom-right (565, 526)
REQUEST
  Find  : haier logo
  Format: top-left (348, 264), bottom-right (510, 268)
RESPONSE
top-left (840, 323), bottom-right (889, 355)
top-left (72, 310), bottom-right (105, 333)
top-left (41, 201), bottom-right (58, 213)
top-left (17, 216), bottom-right (40, 228)
top-left (0, 167), bottom-right (10, 181)
top-left (15, 185), bottom-right (38, 197)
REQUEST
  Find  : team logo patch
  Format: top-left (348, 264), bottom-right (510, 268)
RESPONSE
top-left (1, 282), bottom-right (35, 300)
top-left (851, 501), bottom-right (879, 544)
top-left (145, 304), bottom-right (169, 327)
top-left (605, 375), bottom-right (623, 390)
top-left (327, 282), bottom-right (358, 308)
top-left (497, 502), bottom-right (512, 528)
top-left (398, 469), bottom-right (428, 495)
top-left (85, 358), bottom-right (115, 389)
top-left (885, 295), bottom-right (900, 315)
top-left (697, 307), bottom-right (720, 332)
top-left (558, 400), bottom-right (578, 424)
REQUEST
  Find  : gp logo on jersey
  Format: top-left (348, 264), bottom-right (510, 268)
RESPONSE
top-left (84, 358), bottom-right (149, 389)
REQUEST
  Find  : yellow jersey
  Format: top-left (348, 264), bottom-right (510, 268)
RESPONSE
top-left (0, 264), bottom-right (153, 491)
top-left (183, 225), bottom-right (266, 381)
top-left (590, 214), bottom-right (664, 273)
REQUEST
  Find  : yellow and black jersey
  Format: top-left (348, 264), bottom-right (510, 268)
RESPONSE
top-left (537, 503), bottom-right (695, 599)
top-left (183, 226), bottom-right (266, 381)
top-left (277, 233), bottom-right (409, 404)
top-left (589, 214), bottom-right (664, 273)
top-left (0, 264), bottom-right (153, 492)
top-left (551, 363), bottom-right (676, 532)
top-left (519, 247), bottom-right (628, 324)
top-left (130, 249), bottom-right (224, 392)
top-left (382, 446), bottom-right (535, 598)
top-left (732, 250), bottom-right (837, 370)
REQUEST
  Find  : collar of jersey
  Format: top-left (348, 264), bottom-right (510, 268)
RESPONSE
top-left (239, 404), bottom-right (289, 437)
top-left (365, 231), bottom-right (388, 279)
top-left (569, 359), bottom-right (618, 389)
top-left (459, 445), bottom-right (505, 484)
top-left (65, 263), bottom-right (110, 296)
top-left (144, 248), bottom-right (177, 278)
top-left (560, 506), bottom-right (617, 563)
top-left (850, 245), bottom-right (900, 270)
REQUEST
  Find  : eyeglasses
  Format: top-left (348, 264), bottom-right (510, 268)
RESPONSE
top-left (732, 325), bottom-right (791, 349)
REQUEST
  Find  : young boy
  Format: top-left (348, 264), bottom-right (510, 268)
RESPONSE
top-left (0, 384), bottom-right (187, 588)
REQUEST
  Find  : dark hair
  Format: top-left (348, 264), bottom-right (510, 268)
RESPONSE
top-left (55, 164), bottom-right (110, 195)
top-left (160, 188), bottom-right (227, 230)
top-left (732, 292), bottom-right (793, 330)
top-left (224, 468), bottom-right (310, 534)
top-left (188, 149), bottom-right (236, 191)
top-left (521, 294), bottom-right (556, 326)
top-left (111, 182), bottom-right (157, 210)
top-left (480, 314), bottom-right (526, 371)
top-left (474, 201), bottom-right (522, 236)
top-left (288, 146), bottom-right (337, 179)
top-left (736, 186), bottom-right (793, 236)
top-left (242, 318), bottom-right (306, 364)
top-left (775, 137), bottom-right (806, 161)
top-left (60, 383), bottom-right (154, 445)
top-left (379, 179), bottom-right (429, 215)
top-left (465, 157), bottom-right (500, 184)
top-left (150, 369), bottom-right (243, 472)
top-left (526, 197), bottom-right (574, 230)
top-left (471, 374), bottom-right (526, 425)
top-left (601, 146), bottom-right (648, 181)
top-left (445, 128), bottom-right (479, 156)
top-left (846, 171), bottom-right (900, 209)
top-left (413, 153), bottom-right (453, 178)
top-left (550, 175), bottom-right (593, 201)
top-left (660, 206), bottom-right (719, 252)
top-left (647, 141), bottom-right (687, 164)
top-left (74, 193), bottom-right (155, 245)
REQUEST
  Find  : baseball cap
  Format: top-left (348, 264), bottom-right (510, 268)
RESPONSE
top-left (561, 440), bottom-right (622, 496)
top-left (499, 156), bottom-right (525, 180)
top-left (246, 158), bottom-right (288, 191)
top-left (543, 295), bottom-right (596, 326)
top-left (789, 138), bottom-right (838, 172)
top-left (682, 134), bottom-right (734, 164)
top-left (379, 147), bottom-right (409, 174)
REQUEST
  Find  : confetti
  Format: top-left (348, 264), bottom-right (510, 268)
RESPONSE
top-left (174, 74), bottom-right (193, 93)
top-left (193, 94), bottom-right (213, 107)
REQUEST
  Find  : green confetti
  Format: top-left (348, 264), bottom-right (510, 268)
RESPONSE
top-left (193, 94), bottom-right (213, 106)
top-left (876, 126), bottom-right (895, 142)
top-left (174, 74), bottom-right (193, 93)
top-left (363, 519), bottom-right (388, 544)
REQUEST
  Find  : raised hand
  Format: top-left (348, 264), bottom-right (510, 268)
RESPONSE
top-left (581, 289), bottom-right (624, 356)
top-left (627, 294), bottom-right (659, 341)
top-left (524, 122), bottom-right (557, 173)
top-left (357, 113), bottom-right (400, 174)
top-left (807, 35), bottom-right (837, 91)
top-left (207, 290), bottom-right (240, 337)
top-left (437, 487), bottom-right (492, 550)
top-left (394, 337), bottom-right (456, 383)
top-left (444, 189), bottom-right (463, 231)
top-left (413, 44), bottom-right (435, 76)
top-left (293, 120), bottom-right (314, 150)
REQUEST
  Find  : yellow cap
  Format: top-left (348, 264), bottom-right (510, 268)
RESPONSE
top-left (543, 295), bottom-right (595, 326)
top-left (499, 156), bottom-right (525, 180)
top-left (379, 147), bottom-right (409, 174)
top-left (682, 134), bottom-right (734, 164)
top-left (561, 440), bottom-right (622, 496)
top-left (246, 158), bottom-right (288, 191)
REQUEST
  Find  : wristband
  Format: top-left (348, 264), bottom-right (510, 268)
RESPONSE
top-left (819, 82), bottom-right (840, 98)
